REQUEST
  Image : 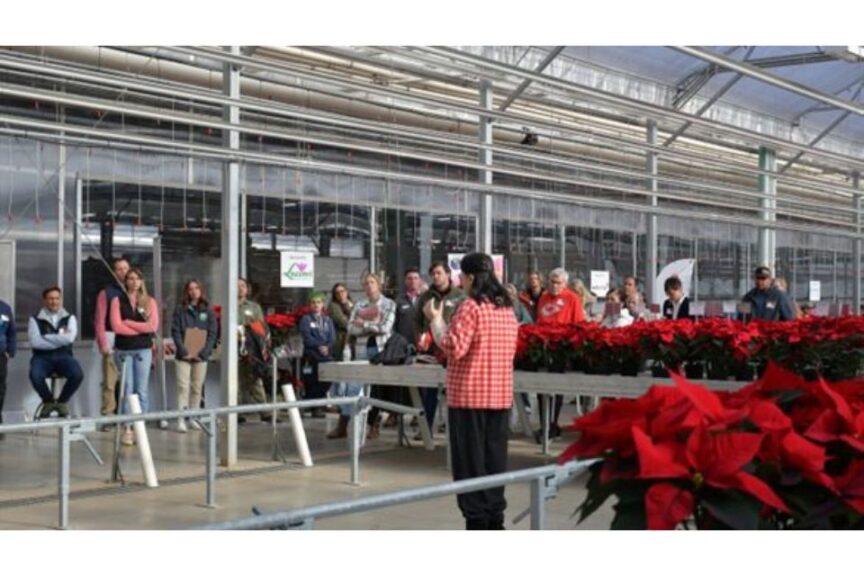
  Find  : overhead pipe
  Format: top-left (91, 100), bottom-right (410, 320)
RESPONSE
top-left (1, 112), bottom-right (859, 239)
top-left (1, 47), bottom-right (856, 202)
top-left (4, 83), bottom-right (857, 219)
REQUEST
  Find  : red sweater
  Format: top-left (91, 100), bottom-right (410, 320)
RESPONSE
top-left (535, 289), bottom-right (585, 326)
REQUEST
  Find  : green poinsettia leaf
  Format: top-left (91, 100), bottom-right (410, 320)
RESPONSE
top-left (700, 488), bottom-right (762, 530)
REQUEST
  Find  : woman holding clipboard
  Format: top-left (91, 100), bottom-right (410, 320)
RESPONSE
top-left (170, 279), bottom-right (218, 432)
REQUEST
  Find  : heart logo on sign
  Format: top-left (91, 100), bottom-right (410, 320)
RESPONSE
top-left (296, 262), bottom-right (308, 272)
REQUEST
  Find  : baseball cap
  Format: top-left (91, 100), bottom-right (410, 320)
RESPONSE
top-left (754, 266), bottom-right (771, 279)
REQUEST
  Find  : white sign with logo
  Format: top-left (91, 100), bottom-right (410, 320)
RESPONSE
top-left (590, 270), bottom-right (610, 297)
top-left (809, 280), bottom-right (821, 302)
top-left (280, 251), bottom-right (315, 288)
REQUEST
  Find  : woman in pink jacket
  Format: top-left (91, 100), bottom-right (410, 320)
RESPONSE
top-left (110, 268), bottom-right (160, 446)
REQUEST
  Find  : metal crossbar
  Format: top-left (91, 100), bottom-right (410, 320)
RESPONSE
top-left (194, 459), bottom-right (596, 531)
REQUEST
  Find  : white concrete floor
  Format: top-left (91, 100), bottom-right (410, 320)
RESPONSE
top-left (0, 406), bottom-right (613, 530)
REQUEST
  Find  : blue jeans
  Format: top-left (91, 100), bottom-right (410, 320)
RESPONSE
top-left (422, 388), bottom-right (440, 431)
top-left (330, 382), bottom-right (365, 417)
top-left (116, 348), bottom-right (152, 414)
top-left (29, 352), bottom-right (84, 403)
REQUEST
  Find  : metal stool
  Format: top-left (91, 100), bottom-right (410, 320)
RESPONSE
top-left (33, 372), bottom-right (66, 421)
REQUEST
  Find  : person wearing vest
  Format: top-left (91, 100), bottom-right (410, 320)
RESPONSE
top-left (94, 257), bottom-right (130, 418)
top-left (415, 261), bottom-right (466, 436)
top-left (386, 268), bottom-right (423, 429)
top-left (347, 272), bottom-right (396, 439)
top-left (110, 268), bottom-right (160, 446)
top-left (326, 283), bottom-right (359, 439)
top-left (0, 298), bottom-right (15, 433)
top-left (237, 277), bottom-right (273, 423)
top-left (170, 279), bottom-right (218, 433)
top-left (27, 287), bottom-right (84, 418)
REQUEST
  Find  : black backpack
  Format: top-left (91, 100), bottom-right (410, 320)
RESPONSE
top-left (369, 332), bottom-right (414, 366)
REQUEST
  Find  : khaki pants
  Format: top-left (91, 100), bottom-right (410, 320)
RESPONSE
top-left (239, 361), bottom-right (268, 407)
top-left (100, 352), bottom-right (119, 416)
top-left (176, 360), bottom-right (208, 411)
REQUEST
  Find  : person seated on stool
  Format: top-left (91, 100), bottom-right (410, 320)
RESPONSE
top-left (28, 286), bottom-right (84, 418)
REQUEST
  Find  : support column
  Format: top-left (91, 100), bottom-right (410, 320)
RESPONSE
top-left (558, 224), bottom-right (566, 269)
top-left (220, 46), bottom-right (242, 467)
top-left (758, 147), bottom-right (777, 271)
top-left (74, 178), bottom-right (82, 322)
top-left (57, 140), bottom-right (66, 291)
top-left (369, 208), bottom-right (378, 273)
top-left (419, 214), bottom-right (433, 273)
top-left (240, 184), bottom-right (248, 278)
top-left (854, 173), bottom-right (862, 313)
top-left (645, 120), bottom-right (659, 305)
top-left (478, 80), bottom-right (493, 254)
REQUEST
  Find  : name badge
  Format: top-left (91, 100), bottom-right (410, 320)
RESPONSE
top-left (0, 314), bottom-right (8, 322)
top-left (244, 309), bottom-right (253, 316)
top-left (310, 322), bottom-right (318, 329)
top-left (198, 312), bottom-right (208, 322)
top-left (401, 304), bottom-right (410, 310)
top-left (445, 301), bottom-right (455, 308)
top-left (766, 301), bottom-right (777, 310)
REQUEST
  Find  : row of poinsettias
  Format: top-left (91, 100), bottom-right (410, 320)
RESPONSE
top-left (516, 316), bottom-right (864, 381)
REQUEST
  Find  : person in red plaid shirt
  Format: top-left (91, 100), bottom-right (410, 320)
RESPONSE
top-left (423, 252), bottom-right (518, 530)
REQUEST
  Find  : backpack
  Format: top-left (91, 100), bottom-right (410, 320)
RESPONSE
top-left (369, 332), bottom-right (414, 366)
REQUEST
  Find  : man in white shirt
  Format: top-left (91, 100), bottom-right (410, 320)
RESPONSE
top-left (28, 287), bottom-right (84, 418)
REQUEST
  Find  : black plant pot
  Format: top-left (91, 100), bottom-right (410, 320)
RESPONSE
top-left (684, 362), bottom-right (705, 380)
top-left (801, 367), bottom-right (820, 382)
top-left (516, 359), bottom-right (540, 372)
top-left (734, 364), bottom-right (756, 382)
top-left (620, 359), bottom-right (642, 377)
top-left (651, 365), bottom-right (670, 378)
top-left (706, 363), bottom-right (731, 381)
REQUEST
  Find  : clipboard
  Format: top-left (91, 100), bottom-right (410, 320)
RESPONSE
top-left (183, 327), bottom-right (208, 359)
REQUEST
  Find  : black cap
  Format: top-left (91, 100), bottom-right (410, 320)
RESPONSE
top-left (754, 266), bottom-right (771, 278)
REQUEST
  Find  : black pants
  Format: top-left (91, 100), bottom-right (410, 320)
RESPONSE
top-left (448, 407), bottom-right (509, 529)
top-left (0, 353), bottom-right (7, 424)
top-left (302, 356), bottom-right (330, 401)
top-left (539, 394), bottom-right (564, 428)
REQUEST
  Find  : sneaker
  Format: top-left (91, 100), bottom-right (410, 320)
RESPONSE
top-left (121, 429), bottom-right (135, 446)
top-left (38, 402), bottom-right (55, 419)
top-left (55, 402), bottom-right (70, 418)
top-left (189, 419), bottom-right (202, 431)
top-left (176, 419), bottom-right (187, 433)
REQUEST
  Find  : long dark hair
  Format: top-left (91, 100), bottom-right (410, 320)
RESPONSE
top-left (330, 283), bottom-right (352, 306)
top-left (461, 253), bottom-right (512, 308)
top-left (182, 278), bottom-right (209, 308)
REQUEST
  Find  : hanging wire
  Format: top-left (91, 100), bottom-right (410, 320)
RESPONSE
top-left (34, 141), bottom-right (41, 224)
top-left (111, 149), bottom-right (117, 227)
top-left (201, 159), bottom-right (208, 230)
top-left (6, 138), bottom-right (13, 222)
top-left (159, 156), bottom-right (166, 232)
top-left (84, 147), bottom-right (91, 226)
top-left (182, 157), bottom-right (189, 230)
top-left (137, 152), bottom-right (143, 226)
top-left (281, 167), bottom-right (287, 236)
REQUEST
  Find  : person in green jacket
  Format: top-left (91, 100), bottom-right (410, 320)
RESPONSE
top-left (327, 283), bottom-right (354, 361)
top-left (237, 277), bottom-right (273, 423)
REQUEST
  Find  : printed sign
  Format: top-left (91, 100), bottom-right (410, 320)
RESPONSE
top-left (590, 270), bottom-right (610, 297)
top-left (280, 251), bottom-right (315, 288)
top-left (809, 280), bottom-right (821, 302)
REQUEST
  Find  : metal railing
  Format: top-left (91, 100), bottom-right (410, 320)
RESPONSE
top-left (194, 459), bottom-right (595, 530)
top-left (0, 395), bottom-right (423, 530)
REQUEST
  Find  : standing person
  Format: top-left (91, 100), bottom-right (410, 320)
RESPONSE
top-left (518, 272), bottom-right (545, 319)
top-left (326, 283), bottom-right (358, 440)
top-left (572, 278), bottom-right (598, 321)
top-left (347, 273), bottom-right (396, 440)
top-left (170, 279), bottom-right (218, 433)
top-left (742, 266), bottom-right (795, 321)
top-left (94, 257), bottom-right (130, 420)
top-left (387, 268), bottom-right (423, 426)
top-left (28, 287), bottom-right (84, 418)
top-left (299, 292), bottom-right (336, 419)
top-left (623, 276), bottom-right (644, 320)
top-left (416, 261), bottom-right (466, 435)
top-left (773, 277), bottom-right (802, 319)
top-left (236, 278), bottom-right (273, 423)
top-left (535, 268), bottom-right (584, 439)
top-left (423, 253), bottom-right (519, 530)
top-left (110, 268), bottom-right (159, 446)
top-left (662, 277), bottom-right (692, 321)
top-left (505, 283), bottom-right (533, 324)
top-left (0, 297), bottom-right (15, 435)
top-left (601, 288), bottom-right (635, 328)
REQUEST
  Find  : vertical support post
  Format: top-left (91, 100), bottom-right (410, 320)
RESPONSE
top-left (369, 208), bottom-right (378, 273)
top-left (419, 214), bottom-right (433, 274)
top-left (541, 395), bottom-right (550, 455)
top-left (220, 46), bottom-right (242, 467)
top-left (240, 185), bottom-right (248, 278)
top-left (645, 120), bottom-right (659, 305)
top-left (57, 141), bottom-right (66, 291)
top-left (74, 177), bottom-right (83, 323)
top-left (558, 224), bottom-right (566, 269)
top-left (478, 80), bottom-right (494, 254)
top-left (853, 173), bottom-right (861, 313)
top-left (758, 147), bottom-right (777, 271)
top-left (529, 476), bottom-right (546, 530)
top-left (206, 412), bottom-right (217, 508)
top-left (350, 401), bottom-right (361, 485)
top-left (58, 424), bottom-right (71, 530)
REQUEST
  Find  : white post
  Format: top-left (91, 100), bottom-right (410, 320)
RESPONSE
top-left (281, 384), bottom-right (313, 467)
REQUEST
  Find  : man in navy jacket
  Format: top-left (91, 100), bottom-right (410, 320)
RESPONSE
top-left (0, 298), bottom-right (16, 431)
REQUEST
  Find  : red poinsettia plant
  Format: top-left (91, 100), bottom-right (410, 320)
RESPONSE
top-left (265, 305), bottom-right (314, 349)
top-left (559, 363), bottom-right (864, 529)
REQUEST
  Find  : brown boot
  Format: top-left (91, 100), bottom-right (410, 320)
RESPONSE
top-left (367, 422), bottom-right (381, 440)
top-left (327, 415), bottom-right (350, 439)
